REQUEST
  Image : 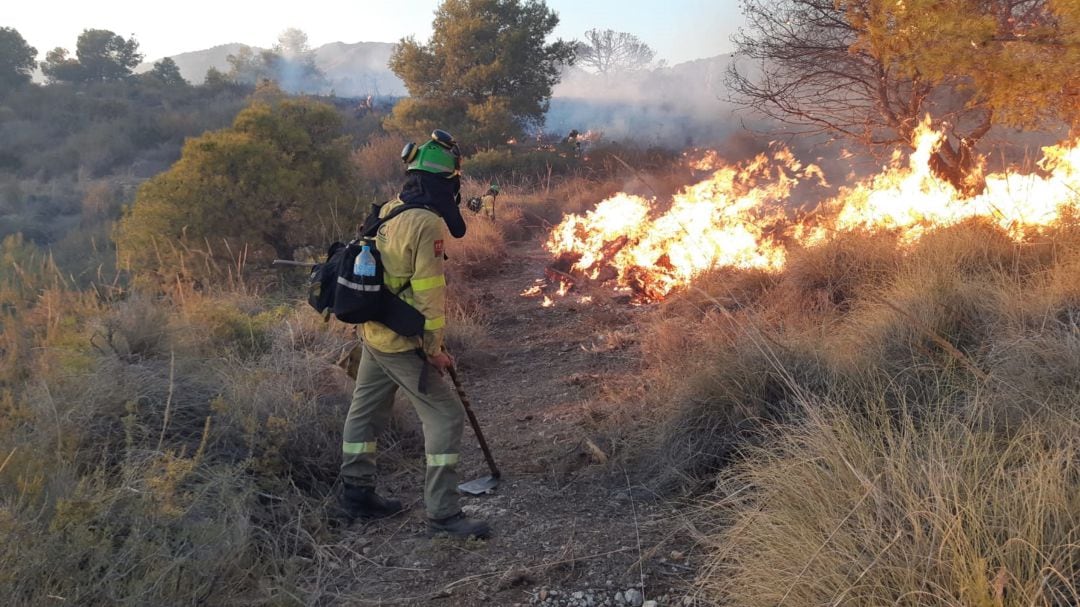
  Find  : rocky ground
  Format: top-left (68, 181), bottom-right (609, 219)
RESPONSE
top-left (321, 238), bottom-right (704, 606)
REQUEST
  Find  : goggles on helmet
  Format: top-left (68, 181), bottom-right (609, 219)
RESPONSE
top-left (401, 129), bottom-right (461, 177)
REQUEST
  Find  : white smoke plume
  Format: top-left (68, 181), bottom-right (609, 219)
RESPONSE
top-left (546, 55), bottom-right (743, 149)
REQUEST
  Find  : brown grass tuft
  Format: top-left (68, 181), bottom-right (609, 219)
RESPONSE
top-left (448, 212), bottom-right (507, 277)
top-left (699, 397), bottom-right (1080, 606)
top-left (626, 215), bottom-right (1080, 605)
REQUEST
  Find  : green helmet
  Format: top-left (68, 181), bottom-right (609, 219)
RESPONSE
top-left (488, 183), bottom-right (500, 194)
top-left (401, 129), bottom-right (461, 177)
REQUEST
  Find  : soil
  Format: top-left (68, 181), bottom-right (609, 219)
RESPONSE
top-left (323, 237), bottom-right (701, 606)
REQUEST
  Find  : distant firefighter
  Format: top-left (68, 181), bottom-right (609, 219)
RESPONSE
top-left (466, 183), bottom-right (500, 220)
top-left (564, 129), bottom-right (582, 156)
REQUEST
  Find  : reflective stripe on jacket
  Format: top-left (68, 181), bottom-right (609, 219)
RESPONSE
top-left (361, 198), bottom-right (447, 356)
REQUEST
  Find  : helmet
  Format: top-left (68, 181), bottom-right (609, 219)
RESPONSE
top-left (401, 129), bottom-right (461, 177)
top-left (488, 183), bottom-right (500, 194)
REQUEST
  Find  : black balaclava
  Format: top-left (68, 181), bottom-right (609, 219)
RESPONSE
top-left (399, 171), bottom-right (467, 238)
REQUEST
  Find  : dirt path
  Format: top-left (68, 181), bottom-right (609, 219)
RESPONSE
top-left (326, 238), bottom-right (699, 606)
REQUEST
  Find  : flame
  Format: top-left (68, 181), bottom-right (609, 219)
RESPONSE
top-left (547, 145), bottom-right (822, 299)
top-left (546, 118), bottom-right (1080, 301)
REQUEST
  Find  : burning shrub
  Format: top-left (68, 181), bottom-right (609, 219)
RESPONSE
top-left (546, 122), bottom-right (1080, 304)
top-left (637, 209), bottom-right (1080, 490)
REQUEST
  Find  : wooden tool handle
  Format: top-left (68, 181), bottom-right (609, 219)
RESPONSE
top-left (448, 365), bottom-right (501, 479)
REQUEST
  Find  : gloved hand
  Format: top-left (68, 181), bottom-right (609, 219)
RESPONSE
top-left (426, 351), bottom-right (456, 376)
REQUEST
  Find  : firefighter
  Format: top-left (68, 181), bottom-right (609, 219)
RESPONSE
top-left (480, 183), bottom-right (500, 220)
top-left (337, 129), bottom-right (491, 539)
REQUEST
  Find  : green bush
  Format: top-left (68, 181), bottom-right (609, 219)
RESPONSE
top-left (464, 147), bottom-right (580, 184)
top-left (177, 297), bottom-right (289, 359)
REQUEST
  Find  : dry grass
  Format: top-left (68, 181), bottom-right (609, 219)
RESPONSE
top-left (699, 396), bottom-right (1080, 606)
top-left (0, 276), bottom-right (366, 604)
top-left (448, 212), bottom-right (507, 277)
top-left (0, 166), bottom-right (558, 603)
top-left (10, 164), bottom-right (1078, 604)
top-left (622, 214), bottom-right (1080, 604)
top-left (635, 218), bottom-right (1080, 483)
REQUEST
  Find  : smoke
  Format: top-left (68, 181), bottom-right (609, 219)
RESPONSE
top-left (546, 55), bottom-right (744, 148)
top-left (313, 42), bottom-right (406, 97)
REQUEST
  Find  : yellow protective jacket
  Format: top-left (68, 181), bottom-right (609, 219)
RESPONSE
top-left (480, 193), bottom-right (497, 218)
top-left (361, 199), bottom-right (447, 356)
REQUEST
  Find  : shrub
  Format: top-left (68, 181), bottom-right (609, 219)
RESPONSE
top-left (464, 147), bottom-right (579, 185)
top-left (80, 179), bottom-right (124, 222)
top-left (174, 294), bottom-right (288, 359)
top-left (351, 133), bottom-right (407, 201)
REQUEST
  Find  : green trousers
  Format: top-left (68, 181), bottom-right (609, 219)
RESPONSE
top-left (340, 345), bottom-right (465, 520)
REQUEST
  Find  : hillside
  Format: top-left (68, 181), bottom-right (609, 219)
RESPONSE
top-left (3, 83), bottom-right (1079, 603)
top-left (137, 42), bottom-right (248, 83)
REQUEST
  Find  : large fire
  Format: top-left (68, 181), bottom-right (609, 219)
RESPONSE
top-left (546, 119), bottom-right (1080, 301)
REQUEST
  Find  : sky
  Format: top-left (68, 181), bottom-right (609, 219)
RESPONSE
top-left (6, 0), bottom-right (745, 66)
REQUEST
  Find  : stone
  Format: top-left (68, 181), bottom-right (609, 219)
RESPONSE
top-left (624, 589), bottom-right (644, 607)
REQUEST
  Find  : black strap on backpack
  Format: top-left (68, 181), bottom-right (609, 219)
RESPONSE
top-left (359, 203), bottom-right (434, 238)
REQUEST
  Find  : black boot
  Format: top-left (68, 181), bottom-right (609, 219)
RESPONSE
top-left (337, 484), bottom-right (404, 520)
top-left (428, 512), bottom-right (491, 539)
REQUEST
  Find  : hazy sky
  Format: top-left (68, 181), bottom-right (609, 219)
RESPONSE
top-left (6, 0), bottom-right (744, 66)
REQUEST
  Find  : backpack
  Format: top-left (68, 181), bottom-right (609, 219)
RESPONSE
top-left (465, 196), bottom-right (483, 213)
top-left (308, 203), bottom-right (436, 336)
top-left (307, 241), bottom-right (346, 315)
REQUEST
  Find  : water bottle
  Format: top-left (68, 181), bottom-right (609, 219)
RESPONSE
top-left (354, 244), bottom-right (377, 277)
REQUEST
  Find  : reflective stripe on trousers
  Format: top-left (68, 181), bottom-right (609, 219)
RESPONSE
top-left (343, 441), bottom-right (377, 454)
top-left (426, 453), bottom-right (459, 466)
